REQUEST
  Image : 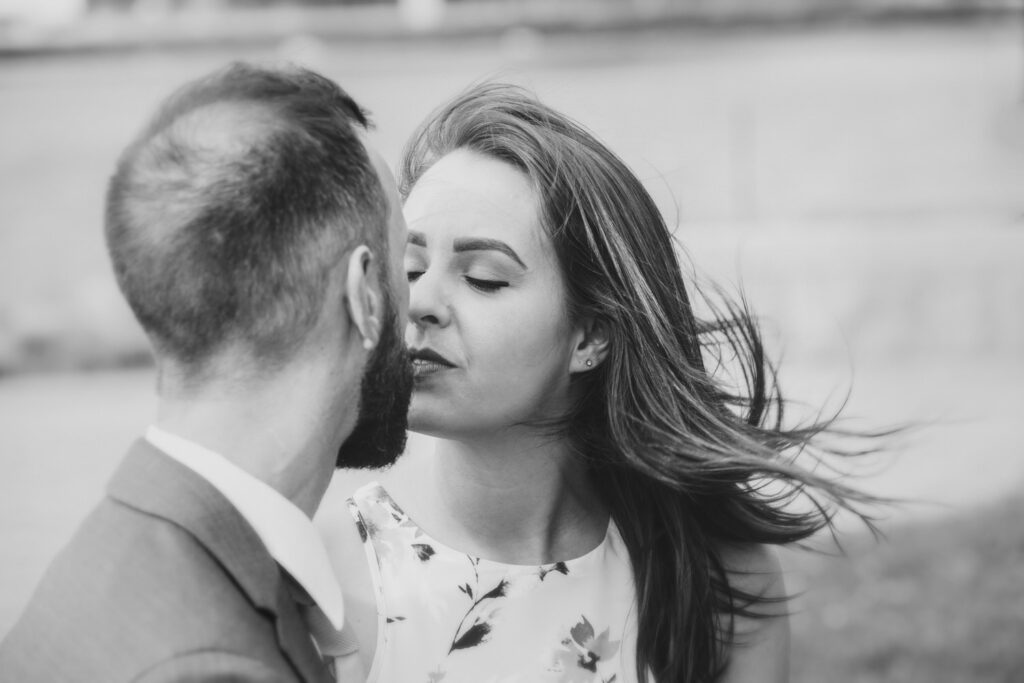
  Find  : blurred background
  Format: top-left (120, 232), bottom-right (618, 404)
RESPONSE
top-left (1, 0), bottom-right (1022, 679)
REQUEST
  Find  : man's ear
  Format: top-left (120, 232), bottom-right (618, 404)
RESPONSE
top-left (569, 317), bottom-right (610, 374)
top-left (345, 245), bottom-right (381, 351)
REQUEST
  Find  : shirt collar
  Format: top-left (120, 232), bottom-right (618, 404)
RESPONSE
top-left (145, 425), bottom-right (345, 629)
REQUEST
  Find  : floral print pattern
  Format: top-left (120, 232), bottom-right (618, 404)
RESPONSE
top-left (347, 483), bottom-right (640, 683)
top-left (551, 616), bottom-right (622, 683)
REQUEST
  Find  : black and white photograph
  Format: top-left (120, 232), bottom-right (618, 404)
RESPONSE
top-left (1, 1), bottom-right (1022, 681)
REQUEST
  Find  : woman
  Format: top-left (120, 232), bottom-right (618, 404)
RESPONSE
top-left (317, 83), bottom-right (877, 683)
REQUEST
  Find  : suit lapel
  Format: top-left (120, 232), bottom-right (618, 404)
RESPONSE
top-left (107, 439), bottom-right (332, 683)
top-left (275, 579), bottom-right (336, 683)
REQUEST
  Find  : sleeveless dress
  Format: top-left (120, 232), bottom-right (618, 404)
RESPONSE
top-left (347, 482), bottom-right (641, 683)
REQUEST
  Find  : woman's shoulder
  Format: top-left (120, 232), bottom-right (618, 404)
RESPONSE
top-left (716, 541), bottom-right (786, 600)
top-left (315, 469), bottom-right (381, 549)
top-left (314, 469), bottom-right (388, 672)
top-left (713, 542), bottom-right (790, 683)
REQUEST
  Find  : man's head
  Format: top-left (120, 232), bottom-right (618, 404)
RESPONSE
top-left (106, 62), bottom-right (412, 468)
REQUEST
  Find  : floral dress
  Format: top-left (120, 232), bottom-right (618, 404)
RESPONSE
top-left (347, 482), bottom-right (640, 683)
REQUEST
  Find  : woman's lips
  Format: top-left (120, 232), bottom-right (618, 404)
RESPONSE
top-left (411, 358), bottom-right (452, 378)
top-left (410, 347), bottom-right (455, 379)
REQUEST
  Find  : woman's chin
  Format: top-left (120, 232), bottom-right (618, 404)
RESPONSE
top-left (406, 407), bottom-right (473, 441)
top-left (406, 403), bottom-right (445, 438)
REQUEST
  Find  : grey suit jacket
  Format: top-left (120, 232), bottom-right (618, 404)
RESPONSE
top-left (0, 440), bottom-right (335, 683)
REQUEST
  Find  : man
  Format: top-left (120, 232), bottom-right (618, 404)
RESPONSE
top-left (0, 62), bottom-right (412, 681)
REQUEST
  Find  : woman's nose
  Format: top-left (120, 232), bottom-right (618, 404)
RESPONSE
top-left (407, 268), bottom-right (451, 328)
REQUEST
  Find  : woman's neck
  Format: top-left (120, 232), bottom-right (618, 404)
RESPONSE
top-left (393, 430), bottom-right (608, 566)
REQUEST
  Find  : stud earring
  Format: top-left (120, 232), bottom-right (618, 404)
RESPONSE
top-left (585, 359), bottom-right (593, 368)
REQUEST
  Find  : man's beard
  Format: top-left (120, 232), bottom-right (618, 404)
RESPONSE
top-left (336, 304), bottom-right (413, 469)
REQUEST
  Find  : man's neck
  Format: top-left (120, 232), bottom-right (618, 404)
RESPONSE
top-left (154, 367), bottom-right (357, 518)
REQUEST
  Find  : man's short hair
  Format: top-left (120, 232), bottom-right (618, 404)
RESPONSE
top-left (105, 62), bottom-right (388, 372)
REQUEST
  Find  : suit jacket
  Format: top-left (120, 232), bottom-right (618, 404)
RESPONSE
top-left (0, 439), bottom-right (335, 683)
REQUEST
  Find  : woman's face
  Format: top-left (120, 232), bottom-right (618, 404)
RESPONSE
top-left (403, 148), bottom-right (579, 438)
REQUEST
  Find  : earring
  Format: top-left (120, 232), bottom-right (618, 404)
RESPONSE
top-left (585, 359), bottom-right (593, 368)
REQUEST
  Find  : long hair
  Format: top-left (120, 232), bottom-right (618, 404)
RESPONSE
top-left (401, 83), bottom-right (880, 682)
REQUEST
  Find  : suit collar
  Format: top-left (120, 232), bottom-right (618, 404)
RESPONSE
top-left (107, 439), bottom-right (331, 683)
top-left (144, 425), bottom-right (345, 630)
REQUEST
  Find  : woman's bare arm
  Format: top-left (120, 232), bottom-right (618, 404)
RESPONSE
top-left (717, 543), bottom-right (790, 683)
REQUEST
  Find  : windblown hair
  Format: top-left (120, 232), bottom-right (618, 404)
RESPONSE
top-left (106, 62), bottom-right (388, 372)
top-left (401, 83), bottom-right (879, 682)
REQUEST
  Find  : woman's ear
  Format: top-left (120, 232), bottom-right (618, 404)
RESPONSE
top-left (345, 245), bottom-right (382, 351)
top-left (570, 317), bottom-right (610, 374)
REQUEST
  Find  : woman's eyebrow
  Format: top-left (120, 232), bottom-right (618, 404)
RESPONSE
top-left (453, 237), bottom-right (527, 269)
top-left (407, 231), bottom-right (427, 247)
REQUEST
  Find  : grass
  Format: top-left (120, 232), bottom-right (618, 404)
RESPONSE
top-left (788, 494), bottom-right (1024, 682)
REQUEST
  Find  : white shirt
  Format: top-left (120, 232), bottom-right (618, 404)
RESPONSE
top-left (145, 425), bottom-right (345, 630)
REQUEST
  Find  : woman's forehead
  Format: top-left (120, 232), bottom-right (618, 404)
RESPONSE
top-left (405, 150), bottom-right (548, 252)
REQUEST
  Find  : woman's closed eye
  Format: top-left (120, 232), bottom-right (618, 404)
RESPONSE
top-left (405, 270), bottom-right (508, 292)
top-left (465, 276), bottom-right (509, 293)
